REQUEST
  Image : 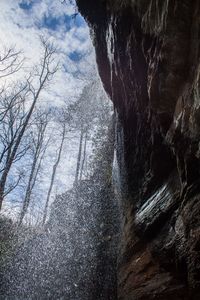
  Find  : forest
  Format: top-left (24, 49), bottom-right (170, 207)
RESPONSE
top-left (0, 37), bottom-right (112, 225)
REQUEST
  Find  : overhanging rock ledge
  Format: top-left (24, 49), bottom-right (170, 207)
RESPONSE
top-left (76, 1), bottom-right (200, 299)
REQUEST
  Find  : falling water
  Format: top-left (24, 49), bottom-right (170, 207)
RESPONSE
top-left (1, 164), bottom-right (120, 300)
top-left (112, 111), bottom-right (127, 201)
top-left (106, 16), bottom-right (118, 101)
top-left (0, 4), bottom-right (122, 299)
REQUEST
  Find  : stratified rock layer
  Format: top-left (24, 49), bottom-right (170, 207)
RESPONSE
top-left (76, 0), bottom-right (200, 299)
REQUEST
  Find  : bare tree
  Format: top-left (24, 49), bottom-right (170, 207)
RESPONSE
top-left (79, 130), bottom-right (88, 181)
top-left (0, 82), bottom-right (28, 123)
top-left (18, 109), bottom-right (51, 225)
top-left (74, 129), bottom-right (84, 185)
top-left (0, 89), bottom-right (30, 199)
top-left (42, 108), bottom-right (72, 225)
top-left (0, 45), bottom-right (24, 79)
top-left (70, 81), bottom-right (113, 184)
top-left (0, 38), bottom-right (58, 210)
top-left (70, 83), bottom-right (100, 185)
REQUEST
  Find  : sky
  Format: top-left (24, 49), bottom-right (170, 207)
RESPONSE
top-left (0, 0), bottom-right (103, 221)
top-left (0, 0), bottom-right (95, 101)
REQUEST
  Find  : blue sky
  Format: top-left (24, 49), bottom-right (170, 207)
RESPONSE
top-left (0, 0), bottom-right (94, 91)
top-left (19, 0), bottom-right (85, 39)
top-left (0, 0), bottom-right (98, 117)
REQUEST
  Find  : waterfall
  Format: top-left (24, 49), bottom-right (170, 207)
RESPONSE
top-left (106, 16), bottom-right (118, 100)
top-left (1, 167), bottom-right (120, 300)
top-left (112, 111), bottom-right (127, 203)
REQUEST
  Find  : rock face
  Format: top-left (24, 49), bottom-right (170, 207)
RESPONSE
top-left (76, 0), bottom-right (200, 299)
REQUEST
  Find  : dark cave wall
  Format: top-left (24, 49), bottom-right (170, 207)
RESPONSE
top-left (76, 0), bottom-right (200, 299)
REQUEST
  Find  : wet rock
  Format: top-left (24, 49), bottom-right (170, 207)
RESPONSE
top-left (76, 0), bottom-right (200, 299)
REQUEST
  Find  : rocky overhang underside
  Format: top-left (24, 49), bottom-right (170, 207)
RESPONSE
top-left (76, 1), bottom-right (200, 299)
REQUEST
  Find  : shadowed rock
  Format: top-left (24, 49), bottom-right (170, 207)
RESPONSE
top-left (75, 0), bottom-right (200, 299)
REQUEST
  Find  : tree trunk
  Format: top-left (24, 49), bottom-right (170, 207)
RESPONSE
top-left (0, 146), bottom-right (13, 210)
top-left (0, 67), bottom-right (49, 211)
top-left (74, 129), bottom-right (84, 186)
top-left (18, 120), bottom-right (49, 225)
top-left (18, 154), bottom-right (38, 225)
top-left (0, 39), bottom-right (57, 211)
top-left (79, 131), bottom-right (87, 181)
top-left (42, 125), bottom-right (66, 225)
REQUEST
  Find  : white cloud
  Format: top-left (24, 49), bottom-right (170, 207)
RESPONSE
top-left (0, 0), bottom-right (95, 87)
top-left (0, 0), bottom-right (96, 111)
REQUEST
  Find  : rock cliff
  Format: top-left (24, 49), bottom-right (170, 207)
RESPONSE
top-left (76, 0), bottom-right (200, 299)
